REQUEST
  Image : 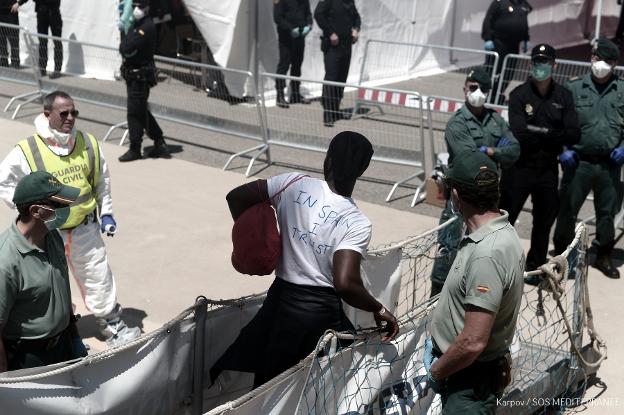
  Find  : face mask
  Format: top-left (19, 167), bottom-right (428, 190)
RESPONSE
top-left (132, 6), bottom-right (145, 21)
top-left (466, 88), bottom-right (487, 108)
top-left (39, 206), bottom-right (71, 230)
top-left (591, 60), bottom-right (612, 79)
top-left (50, 127), bottom-right (75, 146)
top-left (532, 63), bottom-right (552, 82)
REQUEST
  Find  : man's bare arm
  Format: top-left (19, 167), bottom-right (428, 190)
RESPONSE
top-left (430, 305), bottom-right (496, 381)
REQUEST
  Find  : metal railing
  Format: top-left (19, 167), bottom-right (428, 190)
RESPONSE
top-left (494, 53), bottom-right (624, 104)
top-left (357, 39), bottom-right (499, 99)
top-left (261, 72), bottom-right (427, 204)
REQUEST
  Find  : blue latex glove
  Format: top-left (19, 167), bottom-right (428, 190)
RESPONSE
top-left (611, 148), bottom-right (624, 167)
top-left (424, 337), bottom-right (441, 393)
top-left (301, 25), bottom-right (311, 37)
top-left (100, 215), bottom-right (117, 236)
top-left (479, 145), bottom-right (489, 154)
top-left (522, 41), bottom-right (530, 54)
top-left (290, 27), bottom-right (300, 38)
top-left (72, 337), bottom-right (88, 358)
top-left (559, 150), bottom-right (578, 169)
top-left (484, 40), bottom-right (495, 51)
top-left (497, 137), bottom-right (511, 148)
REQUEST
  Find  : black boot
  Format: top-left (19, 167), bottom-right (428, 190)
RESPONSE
top-left (276, 89), bottom-right (289, 109)
top-left (118, 148), bottom-right (142, 162)
top-left (595, 253), bottom-right (620, 279)
top-left (146, 139), bottom-right (170, 158)
top-left (289, 82), bottom-right (310, 104)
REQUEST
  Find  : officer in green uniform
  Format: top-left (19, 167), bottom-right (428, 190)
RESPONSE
top-left (553, 38), bottom-right (624, 279)
top-left (0, 171), bottom-right (88, 372)
top-left (430, 68), bottom-right (520, 296)
top-left (423, 149), bottom-right (525, 414)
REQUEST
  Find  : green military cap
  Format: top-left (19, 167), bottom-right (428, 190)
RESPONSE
top-left (13, 171), bottom-right (80, 206)
top-left (592, 37), bottom-right (619, 61)
top-left (466, 68), bottom-right (492, 92)
top-left (446, 149), bottom-right (499, 187)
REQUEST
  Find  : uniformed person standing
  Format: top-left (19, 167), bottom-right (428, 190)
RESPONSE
top-left (424, 149), bottom-right (524, 414)
top-left (118, 0), bottom-right (169, 162)
top-left (553, 38), bottom-right (624, 279)
top-left (19, 0), bottom-right (63, 78)
top-left (430, 68), bottom-right (520, 297)
top-left (0, 172), bottom-right (88, 372)
top-left (500, 44), bottom-right (580, 284)
top-left (273, 0), bottom-right (312, 109)
top-left (0, 0), bottom-right (26, 68)
top-left (482, 0), bottom-right (532, 104)
top-left (314, 0), bottom-right (360, 127)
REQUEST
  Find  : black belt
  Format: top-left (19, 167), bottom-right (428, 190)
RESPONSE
top-left (5, 329), bottom-right (67, 352)
top-left (578, 153), bottom-right (611, 164)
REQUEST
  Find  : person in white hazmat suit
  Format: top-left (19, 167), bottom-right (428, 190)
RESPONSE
top-left (0, 91), bottom-right (141, 347)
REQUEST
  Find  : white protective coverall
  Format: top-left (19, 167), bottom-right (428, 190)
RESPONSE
top-left (0, 114), bottom-right (119, 321)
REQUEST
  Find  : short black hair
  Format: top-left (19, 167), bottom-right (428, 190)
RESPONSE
top-left (43, 91), bottom-right (73, 112)
top-left (452, 170), bottom-right (499, 211)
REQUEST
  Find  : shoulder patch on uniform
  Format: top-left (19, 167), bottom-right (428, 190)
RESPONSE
top-left (138, 29), bottom-right (145, 36)
top-left (476, 285), bottom-right (490, 293)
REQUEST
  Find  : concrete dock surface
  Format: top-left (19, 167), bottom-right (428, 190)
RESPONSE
top-left (0, 116), bottom-right (621, 414)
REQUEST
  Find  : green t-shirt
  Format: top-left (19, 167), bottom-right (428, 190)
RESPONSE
top-left (0, 222), bottom-right (71, 340)
top-left (565, 73), bottom-right (624, 156)
top-left (431, 211), bottom-right (524, 361)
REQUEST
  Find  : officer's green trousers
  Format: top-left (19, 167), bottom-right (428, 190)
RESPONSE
top-left (430, 201), bottom-right (464, 290)
top-left (441, 368), bottom-right (499, 414)
top-left (553, 161), bottom-right (622, 253)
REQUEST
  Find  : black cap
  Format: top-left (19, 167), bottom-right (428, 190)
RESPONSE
top-left (592, 37), bottom-right (620, 61)
top-left (531, 43), bottom-right (556, 61)
top-left (466, 68), bottom-right (492, 92)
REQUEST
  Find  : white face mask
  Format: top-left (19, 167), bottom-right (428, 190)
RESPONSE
top-left (132, 6), bottom-right (145, 21)
top-left (591, 60), bottom-right (612, 79)
top-left (466, 88), bottom-right (487, 108)
top-left (50, 127), bottom-right (75, 145)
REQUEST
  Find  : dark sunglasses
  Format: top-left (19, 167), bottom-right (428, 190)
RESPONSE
top-left (59, 109), bottom-right (79, 118)
top-left (467, 84), bottom-right (490, 94)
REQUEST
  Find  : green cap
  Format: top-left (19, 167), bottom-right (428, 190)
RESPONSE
top-left (466, 68), bottom-right (492, 92)
top-left (446, 149), bottom-right (499, 187)
top-left (13, 171), bottom-right (80, 206)
top-left (593, 37), bottom-right (619, 61)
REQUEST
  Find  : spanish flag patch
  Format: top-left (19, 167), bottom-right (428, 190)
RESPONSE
top-left (476, 285), bottom-right (490, 293)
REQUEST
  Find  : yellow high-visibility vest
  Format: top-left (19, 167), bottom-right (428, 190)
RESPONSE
top-left (17, 132), bottom-right (100, 229)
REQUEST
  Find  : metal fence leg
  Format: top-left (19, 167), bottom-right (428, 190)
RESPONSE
top-left (192, 296), bottom-right (209, 415)
top-left (222, 143), bottom-right (268, 177)
top-left (4, 90), bottom-right (40, 113)
top-left (11, 92), bottom-right (43, 120)
top-left (102, 121), bottom-right (128, 143)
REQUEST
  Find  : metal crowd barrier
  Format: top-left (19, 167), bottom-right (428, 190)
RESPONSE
top-left (356, 39), bottom-right (499, 114)
top-left (0, 22), bottom-right (44, 117)
top-left (261, 72), bottom-right (427, 204)
top-left (494, 53), bottom-right (624, 104)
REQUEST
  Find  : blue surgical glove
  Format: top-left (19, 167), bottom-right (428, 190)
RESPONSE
top-left (290, 27), bottom-right (300, 38)
top-left (100, 215), bottom-right (117, 236)
top-left (424, 337), bottom-right (441, 393)
top-left (301, 25), bottom-right (311, 37)
top-left (497, 137), bottom-right (511, 148)
top-left (479, 145), bottom-right (489, 154)
top-left (484, 40), bottom-right (495, 51)
top-left (522, 40), bottom-right (530, 54)
top-left (72, 337), bottom-right (88, 358)
top-left (559, 150), bottom-right (578, 169)
top-left (611, 148), bottom-right (624, 167)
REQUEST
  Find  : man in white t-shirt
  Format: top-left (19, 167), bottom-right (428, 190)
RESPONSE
top-left (211, 131), bottom-right (399, 387)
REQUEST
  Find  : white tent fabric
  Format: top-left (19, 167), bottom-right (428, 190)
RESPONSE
top-left (184, 0), bottom-right (621, 96)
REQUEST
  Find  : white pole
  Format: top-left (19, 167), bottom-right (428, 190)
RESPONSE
top-left (595, 0), bottom-right (604, 41)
